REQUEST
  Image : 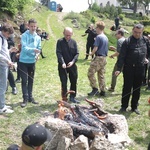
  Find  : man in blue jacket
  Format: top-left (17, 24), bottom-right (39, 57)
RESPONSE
top-left (19, 18), bottom-right (41, 108)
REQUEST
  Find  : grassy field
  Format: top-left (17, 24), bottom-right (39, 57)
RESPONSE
top-left (0, 4), bottom-right (150, 150)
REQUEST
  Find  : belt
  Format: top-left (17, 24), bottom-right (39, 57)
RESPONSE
top-left (95, 54), bottom-right (105, 57)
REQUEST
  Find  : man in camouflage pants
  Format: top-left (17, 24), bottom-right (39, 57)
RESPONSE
top-left (87, 21), bottom-right (108, 97)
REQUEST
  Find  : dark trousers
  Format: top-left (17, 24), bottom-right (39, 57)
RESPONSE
top-left (148, 65), bottom-right (150, 87)
top-left (85, 43), bottom-right (94, 58)
top-left (19, 62), bottom-right (35, 100)
top-left (121, 66), bottom-right (144, 110)
top-left (16, 59), bottom-right (21, 80)
top-left (8, 69), bottom-right (16, 88)
top-left (58, 64), bottom-right (78, 98)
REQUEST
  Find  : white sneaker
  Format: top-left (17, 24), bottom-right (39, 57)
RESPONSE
top-left (0, 107), bottom-right (14, 114)
top-left (4, 105), bottom-right (12, 109)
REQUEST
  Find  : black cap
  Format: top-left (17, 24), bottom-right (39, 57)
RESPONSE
top-left (7, 144), bottom-right (19, 150)
top-left (22, 123), bottom-right (52, 148)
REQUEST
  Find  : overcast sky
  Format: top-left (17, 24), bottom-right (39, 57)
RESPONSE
top-left (55, 0), bottom-right (89, 12)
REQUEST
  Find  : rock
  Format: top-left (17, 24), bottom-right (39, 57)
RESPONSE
top-left (70, 135), bottom-right (89, 150)
top-left (41, 116), bottom-right (74, 150)
top-left (57, 136), bottom-right (71, 150)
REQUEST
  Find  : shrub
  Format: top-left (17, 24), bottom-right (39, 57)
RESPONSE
top-left (140, 20), bottom-right (150, 26)
top-left (119, 14), bottom-right (124, 20)
top-left (141, 15), bottom-right (150, 20)
top-left (143, 26), bottom-right (150, 36)
top-left (91, 16), bottom-right (96, 24)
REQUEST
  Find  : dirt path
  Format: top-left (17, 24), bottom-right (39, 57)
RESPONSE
top-left (46, 12), bottom-right (68, 41)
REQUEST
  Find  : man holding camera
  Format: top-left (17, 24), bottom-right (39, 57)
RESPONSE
top-left (82, 24), bottom-right (97, 60)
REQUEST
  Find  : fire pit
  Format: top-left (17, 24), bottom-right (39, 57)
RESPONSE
top-left (39, 98), bottom-right (131, 150)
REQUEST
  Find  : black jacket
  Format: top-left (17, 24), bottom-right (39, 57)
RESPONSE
top-left (85, 28), bottom-right (97, 45)
top-left (56, 38), bottom-right (79, 65)
top-left (117, 36), bottom-right (150, 71)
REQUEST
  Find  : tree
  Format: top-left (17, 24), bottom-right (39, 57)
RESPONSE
top-left (139, 0), bottom-right (150, 15)
top-left (117, 0), bottom-right (138, 13)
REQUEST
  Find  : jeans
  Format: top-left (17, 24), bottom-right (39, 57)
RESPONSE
top-left (19, 62), bottom-right (35, 100)
top-left (0, 65), bottom-right (8, 109)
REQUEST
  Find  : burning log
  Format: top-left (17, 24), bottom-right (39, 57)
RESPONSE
top-left (85, 98), bottom-right (108, 116)
top-left (55, 100), bottom-right (117, 140)
top-left (74, 105), bottom-right (109, 137)
top-left (66, 120), bottom-right (105, 140)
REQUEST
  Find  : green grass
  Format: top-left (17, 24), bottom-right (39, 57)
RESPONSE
top-left (0, 4), bottom-right (150, 150)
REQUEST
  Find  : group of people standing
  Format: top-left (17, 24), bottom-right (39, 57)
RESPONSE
top-left (82, 22), bottom-right (150, 115)
top-left (0, 17), bottom-right (150, 116)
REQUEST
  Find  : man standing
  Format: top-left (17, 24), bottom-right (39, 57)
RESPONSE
top-left (88, 21), bottom-right (108, 97)
top-left (19, 19), bottom-right (41, 108)
top-left (0, 23), bottom-right (17, 113)
top-left (114, 16), bottom-right (120, 30)
top-left (82, 24), bottom-right (97, 60)
top-left (115, 24), bottom-right (150, 115)
top-left (56, 27), bottom-right (79, 103)
top-left (108, 29), bottom-right (125, 92)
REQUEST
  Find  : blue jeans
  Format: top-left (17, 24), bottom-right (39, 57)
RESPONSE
top-left (0, 65), bottom-right (8, 109)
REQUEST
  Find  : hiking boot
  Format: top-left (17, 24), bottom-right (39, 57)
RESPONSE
top-left (131, 109), bottom-right (140, 115)
top-left (119, 107), bottom-right (126, 113)
top-left (28, 97), bottom-right (39, 104)
top-left (12, 87), bottom-right (17, 95)
top-left (88, 88), bottom-right (99, 96)
top-left (70, 97), bottom-right (80, 103)
top-left (108, 87), bottom-right (115, 92)
top-left (20, 99), bottom-right (28, 108)
top-left (100, 91), bottom-right (106, 96)
top-left (0, 107), bottom-right (14, 114)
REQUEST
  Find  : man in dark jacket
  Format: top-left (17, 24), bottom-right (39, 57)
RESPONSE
top-left (115, 24), bottom-right (150, 115)
top-left (82, 24), bottom-right (97, 60)
top-left (56, 27), bottom-right (79, 103)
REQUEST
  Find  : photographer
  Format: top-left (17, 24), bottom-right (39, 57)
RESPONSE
top-left (82, 24), bottom-right (97, 60)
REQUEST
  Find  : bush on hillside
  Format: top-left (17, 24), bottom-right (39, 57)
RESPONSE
top-left (140, 20), bottom-right (150, 26)
top-left (143, 27), bottom-right (150, 36)
top-left (119, 14), bottom-right (124, 20)
top-left (141, 15), bottom-right (150, 20)
top-left (64, 11), bottom-right (92, 28)
top-left (143, 26), bottom-right (150, 36)
top-left (0, 0), bottom-right (33, 16)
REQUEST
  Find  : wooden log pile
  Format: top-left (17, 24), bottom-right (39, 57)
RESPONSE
top-left (55, 99), bottom-right (116, 140)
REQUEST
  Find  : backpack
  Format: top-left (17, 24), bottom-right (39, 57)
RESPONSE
top-left (126, 36), bottom-right (149, 49)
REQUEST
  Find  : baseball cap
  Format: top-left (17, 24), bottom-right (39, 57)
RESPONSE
top-left (7, 144), bottom-right (19, 150)
top-left (22, 123), bottom-right (52, 148)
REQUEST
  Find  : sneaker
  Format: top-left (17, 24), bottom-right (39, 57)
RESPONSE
top-left (0, 107), bottom-right (14, 114)
top-left (88, 88), bottom-right (99, 96)
top-left (28, 97), bottom-right (39, 104)
top-left (108, 87), bottom-right (115, 92)
top-left (20, 99), bottom-right (28, 108)
top-left (70, 97), bottom-right (80, 103)
top-left (131, 109), bottom-right (140, 115)
top-left (119, 107), bottom-right (126, 113)
top-left (4, 105), bottom-right (12, 109)
top-left (12, 87), bottom-right (17, 95)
